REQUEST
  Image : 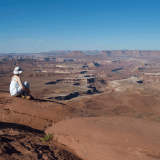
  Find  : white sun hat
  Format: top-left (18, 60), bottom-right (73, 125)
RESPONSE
top-left (13, 67), bottom-right (23, 74)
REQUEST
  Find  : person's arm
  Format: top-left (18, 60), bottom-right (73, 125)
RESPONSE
top-left (17, 76), bottom-right (23, 89)
top-left (17, 77), bottom-right (30, 94)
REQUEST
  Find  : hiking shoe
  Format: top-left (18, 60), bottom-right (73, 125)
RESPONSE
top-left (26, 96), bottom-right (31, 100)
top-left (22, 96), bottom-right (25, 99)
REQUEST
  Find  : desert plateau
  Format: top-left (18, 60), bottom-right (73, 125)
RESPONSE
top-left (0, 50), bottom-right (160, 160)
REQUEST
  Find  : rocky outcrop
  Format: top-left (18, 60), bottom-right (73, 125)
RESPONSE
top-left (108, 76), bottom-right (140, 92)
top-left (68, 51), bottom-right (85, 58)
top-left (0, 122), bottom-right (82, 160)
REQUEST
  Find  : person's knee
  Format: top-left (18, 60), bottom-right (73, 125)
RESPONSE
top-left (23, 81), bottom-right (29, 89)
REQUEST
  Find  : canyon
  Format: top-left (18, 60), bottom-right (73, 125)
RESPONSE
top-left (0, 50), bottom-right (160, 160)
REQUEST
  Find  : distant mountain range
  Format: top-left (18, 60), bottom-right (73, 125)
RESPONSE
top-left (1, 50), bottom-right (160, 59)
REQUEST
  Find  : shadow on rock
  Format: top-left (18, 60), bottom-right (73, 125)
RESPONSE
top-left (55, 92), bottom-right (80, 100)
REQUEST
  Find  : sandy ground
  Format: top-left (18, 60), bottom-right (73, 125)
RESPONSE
top-left (45, 117), bottom-right (160, 160)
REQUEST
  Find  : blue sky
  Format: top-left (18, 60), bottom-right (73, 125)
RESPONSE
top-left (0, 0), bottom-right (160, 53)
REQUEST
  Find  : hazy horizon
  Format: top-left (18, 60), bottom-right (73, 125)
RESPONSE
top-left (2, 49), bottom-right (160, 55)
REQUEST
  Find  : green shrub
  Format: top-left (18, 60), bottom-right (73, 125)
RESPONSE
top-left (41, 133), bottom-right (53, 142)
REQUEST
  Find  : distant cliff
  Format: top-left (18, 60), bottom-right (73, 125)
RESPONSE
top-left (98, 50), bottom-right (160, 58)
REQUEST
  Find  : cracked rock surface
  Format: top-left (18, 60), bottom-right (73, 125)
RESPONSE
top-left (0, 122), bottom-right (82, 160)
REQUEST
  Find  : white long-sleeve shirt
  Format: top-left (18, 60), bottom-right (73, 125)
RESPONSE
top-left (9, 77), bottom-right (23, 96)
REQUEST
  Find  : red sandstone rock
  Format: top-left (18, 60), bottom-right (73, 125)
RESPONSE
top-left (68, 51), bottom-right (85, 58)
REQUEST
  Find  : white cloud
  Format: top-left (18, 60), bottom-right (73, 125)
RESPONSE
top-left (15, 39), bottom-right (42, 42)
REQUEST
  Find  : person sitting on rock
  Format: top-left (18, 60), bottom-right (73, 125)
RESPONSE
top-left (9, 67), bottom-right (31, 99)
